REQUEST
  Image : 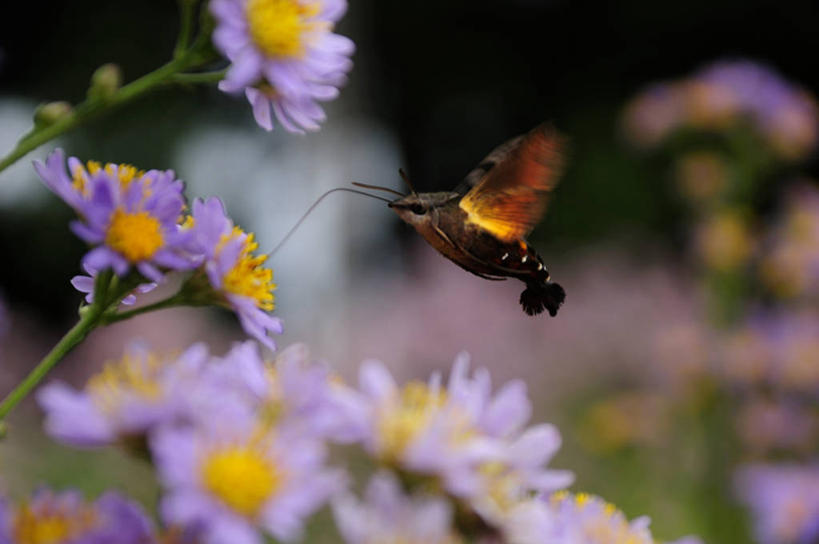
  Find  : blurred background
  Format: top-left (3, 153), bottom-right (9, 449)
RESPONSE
top-left (1, 1), bottom-right (819, 543)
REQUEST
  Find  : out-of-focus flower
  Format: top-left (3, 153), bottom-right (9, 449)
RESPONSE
top-left (342, 353), bottom-right (572, 523)
top-left (211, 0), bottom-right (354, 133)
top-left (621, 83), bottom-right (685, 148)
top-left (736, 463), bottom-right (819, 544)
top-left (653, 322), bottom-right (712, 388)
top-left (199, 341), bottom-right (363, 442)
top-left (694, 209), bottom-right (754, 272)
top-left (34, 149), bottom-right (198, 283)
top-left (721, 325), bottom-right (772, 388)
top-left (506, 492), bottom-right (657, 544)
top-left (698, 61), bottom-right (819, 160)
top-left (735, 399), bottom-right (818, 455)
top-left (152, 406), bottom-right (343, 543)
top-left (760, 183), bottom-right (819, 299)
top-left (623, 59), bottom-right (819, 161)
top-left (332, 472), bottom-right (458, 544)
top-left (723, 310), bottom-right (819, 395)
top-left (38, 341), bottom-right (208, 447)
top-left (187, 197), bottom-right (282, 350)
top-left (673, 152), bottom-right (730, 203)
top-left (578, 391), bottom-right (670, 454)
top-left (0, 489), bottom-right (156, 544)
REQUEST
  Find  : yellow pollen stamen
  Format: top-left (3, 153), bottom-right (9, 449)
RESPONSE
top-left (377, 381), bottom-right (446, 462)
top-left (105, 208), bottom-right (165, 262)
top-left (201, 446), bottom-right (281, 516)
top-left (220, 229), bottom-right (277, 310)
top-left (87, 351), bottom-right (164, 414)
top-left (13, 503), bottom-right (97, 544)
top-left (479, 461), bottom-right (521, 512)
top-left (246, 0), bottom-right (322, 59)
top-left (71, 161), bottom-right (145, 194)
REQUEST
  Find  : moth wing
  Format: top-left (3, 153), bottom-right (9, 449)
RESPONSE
top-left (458, 124), bottom-right (565, 242)
top-left (454, 135), bottom-right (525, 195)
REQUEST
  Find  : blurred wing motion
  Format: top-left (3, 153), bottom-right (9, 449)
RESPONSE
top-left (458, 124), bottom-right (565, 242)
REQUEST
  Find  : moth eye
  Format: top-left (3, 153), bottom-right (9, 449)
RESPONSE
top-left (409, 204), bottom-right (425, 215)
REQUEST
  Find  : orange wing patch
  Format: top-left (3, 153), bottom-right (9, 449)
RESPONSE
top-left (459, 124), bottom-right (565, 242)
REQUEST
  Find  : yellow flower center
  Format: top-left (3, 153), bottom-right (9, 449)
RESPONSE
top-left (105, 208), bottom-right (165, 262)
top-left (201, 446), bottom-right (281, 517)
top-left (246, 0), bottom-right (321, 59)
top-left (377, 381), bottom-right (447, 462)
top-left (87, 351), bottom-right (163, 414)
top-left (220, 229), bottom-right (277, 310)
top-left (479, 461), bottom-right (522, 513)
top-left (549, 492), bottom-right (653, 544)
top-left (12, 503), bottom-right (97, 544)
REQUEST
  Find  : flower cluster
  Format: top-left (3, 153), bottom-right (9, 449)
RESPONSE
top-left (211, 0), bottom-right (354, 133)
top-left (339, 352), bottom-right (574, 528)
top-left (622, 59), bottom-right (819, 160)
top-left (36, 340), bottom-right (702, 544)
top-left (34, 150), bottom-right (282, 349)
top-left (40, 341), bottom-right (349, 543)
top-left (0, 489), bottom-right (156, 544)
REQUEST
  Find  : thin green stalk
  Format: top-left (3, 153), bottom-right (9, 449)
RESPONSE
top-left (170, 69), bottom-right (227, 85)
top-left (101, 293), bottom-right (189, 325)
top-left (174, 0), bottom-right (199, 59)
top-left (0, 305), bottom-right (103, 421)
top-left (0, 46), bottom-right (217, 176)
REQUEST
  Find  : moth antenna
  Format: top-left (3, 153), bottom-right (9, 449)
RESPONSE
top-left (267, 187), bottom-right (391, 258)
top-left (399, 168), bottom-right (418, 195)
top-left (351, 181), bottom-right (406, 197)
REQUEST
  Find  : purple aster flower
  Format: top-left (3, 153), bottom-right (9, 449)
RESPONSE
top-left (697, 60), bottom-right (818, 159)
top-left (34, 149), bottom-right (200, 284)
top-left (198, 341), bottom-right (366, 442)
top-left (0, 489), bottom-right (156, 544)
top-left (188, 197), bottom-right (282, 350)
top-left (38, 341), bottom-right (209, 447)
top-left (342, 352), bottom-right (572, 523)
top-left (735, 463), bottom-right (819, 544)
top-left (622, 59), bottom-right (818, 160)
top-left (210, 0), bottom-right (355, 133)
top-left (332, 472), bottom-right (456, 544)
top-left (151, 406), bottom-right (344, 544)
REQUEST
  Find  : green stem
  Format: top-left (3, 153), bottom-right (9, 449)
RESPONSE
top-left (174, 0), bottom-right (198, 59)
top-left (0, 47), bottom-right (217, 176)
top-left (101, 293), bottom-right (189, 325)
top-left (0, 305), bottom-right (103, 421)
top-left (169, 69), bottom-right (227, 85)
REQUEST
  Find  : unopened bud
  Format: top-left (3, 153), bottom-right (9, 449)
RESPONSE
top-left (33, 101), bottom-right (73, 126)
top-left (88, 63), bottom-right (122, 101)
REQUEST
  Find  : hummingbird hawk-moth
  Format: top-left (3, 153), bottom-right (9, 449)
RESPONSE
top-left (371, 123), bottom-right (567, 316)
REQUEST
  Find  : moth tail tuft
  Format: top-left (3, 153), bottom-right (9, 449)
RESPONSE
top-left (519, 281), bottom-right (565, 317)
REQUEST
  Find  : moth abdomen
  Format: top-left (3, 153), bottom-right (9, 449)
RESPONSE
top-left (520, 279), bottom-right (565, 317)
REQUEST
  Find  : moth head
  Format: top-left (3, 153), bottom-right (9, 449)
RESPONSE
top-left (388, 194), bottom-right (433, 226)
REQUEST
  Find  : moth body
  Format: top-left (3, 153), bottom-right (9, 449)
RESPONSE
top-left (385, 123), bottom-right (566, 316)
top-left (389, 188), bottom-right (565, 316)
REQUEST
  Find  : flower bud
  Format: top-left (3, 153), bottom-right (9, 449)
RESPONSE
top-left (33, 101), bottom-right (73, 126)
top-left (88, 63), bottom-right (122, 101)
